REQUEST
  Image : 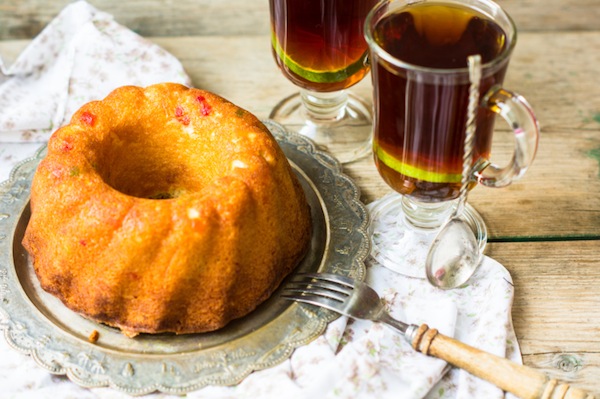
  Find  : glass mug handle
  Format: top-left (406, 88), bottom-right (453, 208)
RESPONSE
top-left (474, 86), bottom-right (540, 188)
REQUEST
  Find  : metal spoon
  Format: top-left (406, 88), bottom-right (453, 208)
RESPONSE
top-left (426, 55), bottom-right (483, 289)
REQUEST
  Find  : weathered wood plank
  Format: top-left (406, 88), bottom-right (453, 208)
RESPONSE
top-left (0, 0), bottom-right (270, 39)
top-left (522, 353), bottom-right (600, 397)
top-left (497, 0), bottom-right (600, 32)
top-left (0, 0), bottom-right (599, 40)
top-left (487, 240), bottom-right (600, 395)
top-left (2, 30), bottom-right (599, 238)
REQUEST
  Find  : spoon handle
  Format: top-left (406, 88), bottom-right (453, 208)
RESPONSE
top-left (454, 54), bottom-right (481, 217)
top-left (411, 324), bottom-right (595, 399)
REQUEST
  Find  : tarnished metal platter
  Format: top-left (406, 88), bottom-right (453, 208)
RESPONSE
top-left (0, 120), bottom-right (369, 395)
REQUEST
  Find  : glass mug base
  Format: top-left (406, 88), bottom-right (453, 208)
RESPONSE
top-left (368, 193), bottom-right (487, 279)
top-left (269, 90), bottom-right (372, 164)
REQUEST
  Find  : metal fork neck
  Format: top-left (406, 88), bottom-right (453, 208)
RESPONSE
top-left (378, 312), bottom-right (413, 335)
top-left (378, 312), bottom-right (420, 344)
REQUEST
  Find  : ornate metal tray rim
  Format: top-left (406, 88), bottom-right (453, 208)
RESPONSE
top-left (0, 120), bottom-right (370, 396)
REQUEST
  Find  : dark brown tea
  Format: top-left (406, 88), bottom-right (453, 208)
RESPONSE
top-left (270, 0), bottom-right (378, 92)
top-left (371, 2), bottom-right (509, 202)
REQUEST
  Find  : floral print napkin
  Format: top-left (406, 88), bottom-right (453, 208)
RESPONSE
top-left (0, 1), bottom-right (190, 143)
top-left (0, 0), bottom-right (190, 181)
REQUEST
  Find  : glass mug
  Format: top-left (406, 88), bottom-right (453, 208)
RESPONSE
top-left (269, 0), bottom-right (379, 163)
top-left (366, 0), bottom-right (539, 230)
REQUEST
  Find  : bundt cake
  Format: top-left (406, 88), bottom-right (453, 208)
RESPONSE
top-left (22, 83), bottom-right (312, 337)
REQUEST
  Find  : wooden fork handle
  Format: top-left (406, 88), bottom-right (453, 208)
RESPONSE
top-left (411, 324), bottom-right (594, 399)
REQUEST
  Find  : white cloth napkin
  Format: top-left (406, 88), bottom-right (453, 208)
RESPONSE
top-left (0, 3), bottom-right (521, 397)
top-left (0, 0), bottom-right (190, 181)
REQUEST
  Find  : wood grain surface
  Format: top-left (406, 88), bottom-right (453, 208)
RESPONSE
top-left (1, 0), bottom-right (599, 39)
top-left (1, 0), bottom-right (599, 396)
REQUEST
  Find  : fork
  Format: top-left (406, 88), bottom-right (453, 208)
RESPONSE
top-left (282, 273), bottom-right (594, 399)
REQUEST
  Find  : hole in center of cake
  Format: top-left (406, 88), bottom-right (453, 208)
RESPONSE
top-left (95, 123), bottom-right (226, 199)
top-left (103, 166), bottom-right (189, 200)
top-left (96, 145), bottom-right (202, 200)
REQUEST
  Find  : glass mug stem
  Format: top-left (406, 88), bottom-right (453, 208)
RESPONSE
top-left (401, 197), bottom-right (454, 229)
top-left (475, 86), bottom-right (540, 188)
top-left (300, 89), bottom-right (348, 123)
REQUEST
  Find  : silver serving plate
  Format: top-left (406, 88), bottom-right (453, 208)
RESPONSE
top-left (0, 120), bottom-right (369, 395)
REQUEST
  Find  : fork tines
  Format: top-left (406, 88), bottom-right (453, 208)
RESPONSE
top-left (281, 273), bottom-right (355, 303)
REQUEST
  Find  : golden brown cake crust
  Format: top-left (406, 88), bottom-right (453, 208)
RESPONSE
top-left (22, 83), bottom-right (311, 337)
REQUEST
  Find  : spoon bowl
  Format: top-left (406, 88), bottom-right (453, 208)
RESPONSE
top-left (425, 217), bottom-right (482, 289)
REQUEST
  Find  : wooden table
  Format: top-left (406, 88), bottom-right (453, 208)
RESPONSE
top-left (1, 0), bottom-right (599, 396)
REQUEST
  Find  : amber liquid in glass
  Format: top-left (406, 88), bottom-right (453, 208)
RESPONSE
top-left (270, 0), bottom-right (378, 92)
top-left (372, 3), bottom-right (509, 201)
